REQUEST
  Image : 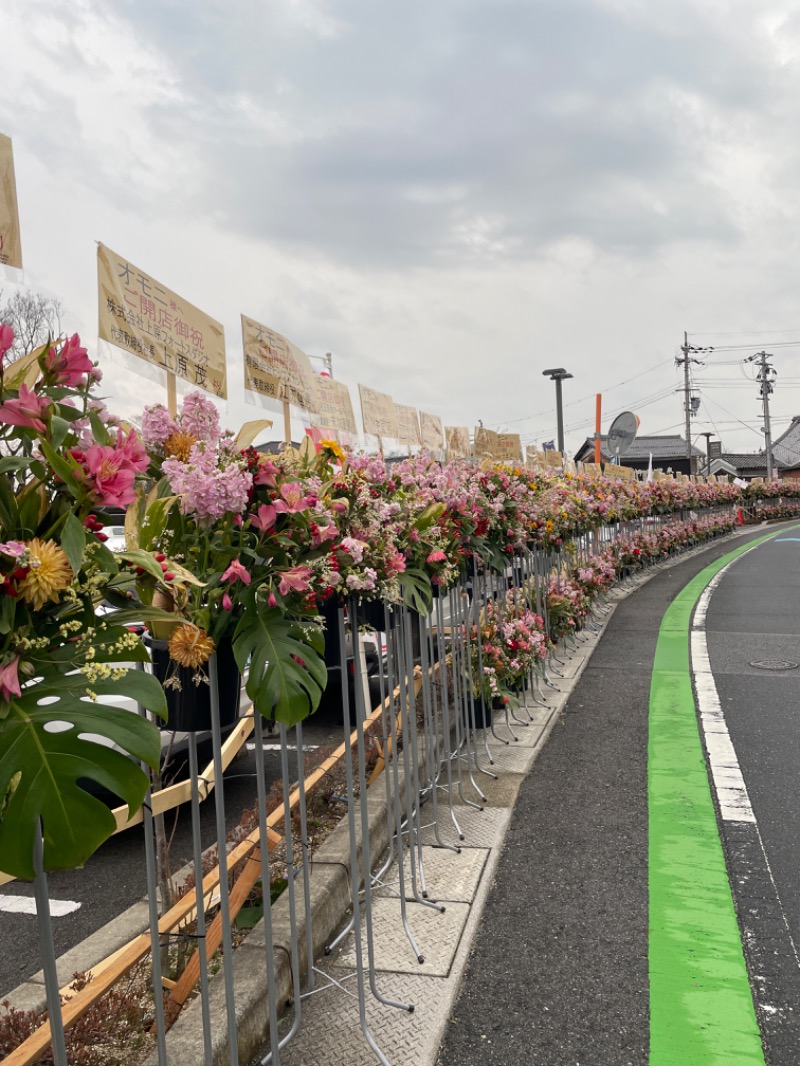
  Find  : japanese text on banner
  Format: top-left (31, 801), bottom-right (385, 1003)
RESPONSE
top-left (393, 403), bottom-right (421, 446)
top-left (241, 315), bottom-right (320, 411)
top-left (98, 243), bottom-right (227, 398)
top-left (446, 426), bottom-right (471, 458)
top-left (0, 134), bottom-right (23, 269)
top-left (359, 384), bottom-right (397, 439)
top-left (419, 411), bottom-right (444, 452)
top-left (314, 375), bottom-right (357, 434)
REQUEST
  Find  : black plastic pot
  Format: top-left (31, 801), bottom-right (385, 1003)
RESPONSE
top-left (465, 695), bottom-right (493, 730)
top-left (354, 598), bottom-right (391, 630)
top-left (149, 635), bottom-right (241, 733)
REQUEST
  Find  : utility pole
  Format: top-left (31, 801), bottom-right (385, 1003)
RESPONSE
top-left (675, 333), bottom-right (713, 475)
top-left (753, 351), bottom-right (776, 479)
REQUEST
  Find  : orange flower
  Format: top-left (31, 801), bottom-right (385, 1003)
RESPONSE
top-left (18, 539), bottom-right (72, 610)
top-left (168, 624), bottom-right (215, 669)
top-left (164, 430), bottom-right (198, 462)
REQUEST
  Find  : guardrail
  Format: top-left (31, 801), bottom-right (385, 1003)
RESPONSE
top-left (6, 507), bottom-right (787, 1066)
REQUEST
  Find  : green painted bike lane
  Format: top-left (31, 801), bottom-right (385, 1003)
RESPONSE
top-left (648, 525), bottom-right (800, 1065)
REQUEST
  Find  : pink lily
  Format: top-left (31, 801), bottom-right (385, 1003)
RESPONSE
top-left (273, 482), bottom-right (310, 514)
top-left (222, 592), bottom-right (234, 611)
top-left (253, 459), bottom-right (279, 488)
top-left (278, 565), bottom-right (314, 597)
top-left (0, 383), bottom-right (50, 432)
top-left (250, 503), bottom-right (278, 532)
top-left (221, 559), bottom-right (252, 585)
top-left (0, 656), bottom-right (21, 703)
top-left (82, 445), bottom-right (136, 507)
top-left (44, 333), bottom-right (94, 386)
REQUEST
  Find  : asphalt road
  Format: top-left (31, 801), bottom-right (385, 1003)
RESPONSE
top-left (0, 700), bottom-right (348, 999)
top-left (705, 531), bottom-right (800, 1060)
top-left (437, 525), bottom-right (800, 1065)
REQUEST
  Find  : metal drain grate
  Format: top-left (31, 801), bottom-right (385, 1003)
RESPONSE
top-left (750, 659), bottom-right (799, 671)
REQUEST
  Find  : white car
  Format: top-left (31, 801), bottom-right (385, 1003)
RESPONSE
top-left (103, 525), bottom-right (127, 552)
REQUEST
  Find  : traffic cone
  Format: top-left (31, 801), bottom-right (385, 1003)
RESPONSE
top-left (736, 507), bottom-right (744, 526)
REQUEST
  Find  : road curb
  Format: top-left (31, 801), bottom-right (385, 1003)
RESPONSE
top-left (6, 530), bottom-right (746, 1063)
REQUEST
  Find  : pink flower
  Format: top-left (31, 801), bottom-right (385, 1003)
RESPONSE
top-left (44, 334), bottom-right (94, 386)
top-left (0, 324), bottom-right (14, 359)
top-left (278, 565), bottom-right (314, 597)
top-left (221, 559), bottom-right (251, 585)
top-left (222, 592), bottom-right (233, 611)
top-left (141, 404), bottom-right (178, 448)
top-left (82, 445), bottom-right (136, 508)
top-left (0, 541), bottom-right (26, 558)
top-left (0, 656), bottom-right (21, 703)
top-left (114, 428), bottom-right (149, 473)
top-left (267, 592), bottom-right (278, 607)
top-left (0, 383), bottom-right (50, 432)
top-left (426, 550), bottom-right (447, 563)
top-left (250, 503), bottom-right (278, 531)
top-left (273, 482), bottom-right (310, 514)
top-left (179, 391), bottom-right (221, 443)
top-left (254, 460), bottom-right (279, 488)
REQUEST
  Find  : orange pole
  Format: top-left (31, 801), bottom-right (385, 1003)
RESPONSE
top-left (594, 393), bottom-right (602, 464)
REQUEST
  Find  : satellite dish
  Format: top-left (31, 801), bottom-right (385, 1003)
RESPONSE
top-left (607, 411), bottom-right (639, 458)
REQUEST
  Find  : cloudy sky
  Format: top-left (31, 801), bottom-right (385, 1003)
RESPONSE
top-left (3, 0), bottom-right (800, 459)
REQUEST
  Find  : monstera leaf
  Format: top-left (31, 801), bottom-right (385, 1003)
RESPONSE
top-left (0, 668), bottom-right (166, 879)
top-left (233, 606), bottom-right (326, 726)
top-left (398, 567), bottom-right (434, 616)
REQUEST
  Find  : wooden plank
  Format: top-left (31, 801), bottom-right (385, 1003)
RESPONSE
top-left (164, 847), bottom-right (264, 1019)
top-left (3, 677), bottom-right (409, 1062)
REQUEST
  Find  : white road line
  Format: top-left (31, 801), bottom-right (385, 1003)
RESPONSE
top-left (691, 561), bottom-right (755, 822)
top-left (691, 543), bottom-right (800, 970)
top-left (0, 894), bottom-right (81, 916)
top-left (244, 743), bottom-right (321, 753)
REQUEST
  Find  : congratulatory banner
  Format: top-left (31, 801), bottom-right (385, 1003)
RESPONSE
top-left (314, 375), bottom-right (357, 438)
top-left (0, 134), bottom-right (22, 269)
top-left (241, 315), bottom-right (320, 411)
top-left (359, 384), bottom-right (397, 439)
top-left (98, 243), bottom-right (227, 398)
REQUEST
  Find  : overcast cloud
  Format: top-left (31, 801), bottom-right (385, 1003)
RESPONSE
top-left (3, 0), bottom-right (800, 455)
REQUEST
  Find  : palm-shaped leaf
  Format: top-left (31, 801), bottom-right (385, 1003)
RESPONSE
top-left (398, 567), bottom-right (433, 616)
top-left (233, 606), bottom-right (326, 726)
top-left (0, 669), bottom-right (166, 879)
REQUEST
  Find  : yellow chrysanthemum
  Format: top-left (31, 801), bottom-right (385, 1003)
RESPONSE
top-left (164, 429), bottom-right (198, 461)
top-left (320, 439), bottom-right (346, 463)
top-left (19, 539), bottom-right (73, 611)
top-left (168, 623), bottom-right (215, 669)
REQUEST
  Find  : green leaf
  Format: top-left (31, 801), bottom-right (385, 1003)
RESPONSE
top-left (0, 475), bottom-right (18, 530)
top-left (398, 567), bottom-right (433, 616)
top-left (88, 410), bottom-right (111, 447)
top-left (139, 494), bottom-right (179, 552)
top-left (117, 548), bottom-right (166, 581)
top-left (38, 440), bottom-right (81, 496)
top-left (0, 669), bottom-right (165, 878)
top-left (414, 502), bottom-right (446, 532)
top-left (0, 594), bottom-right (15, 636)
top-left (61, 513), bottom-right (87, 576)
top-left (49, 415), bottom-right (71, 452)
top-left (233, 605), bottom-right (326, 726)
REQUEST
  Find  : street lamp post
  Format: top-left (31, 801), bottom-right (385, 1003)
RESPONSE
top-left (542, 368), bottom-right (573, 454)
top-left (700, 431), bottom-right (715, 477)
